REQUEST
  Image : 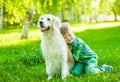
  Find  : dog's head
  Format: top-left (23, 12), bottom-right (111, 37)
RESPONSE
top-left (38, 14), bottom-right (61, 32)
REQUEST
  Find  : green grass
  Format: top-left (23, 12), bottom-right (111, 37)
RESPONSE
top-left (0, 22), bottom-right (120, 82)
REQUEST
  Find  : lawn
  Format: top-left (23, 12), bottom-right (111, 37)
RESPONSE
top-left (0, 22), bottom-right (120, 82)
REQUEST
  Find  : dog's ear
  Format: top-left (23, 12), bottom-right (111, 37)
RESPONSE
top-left (53, 16), bottom-right (61, 28)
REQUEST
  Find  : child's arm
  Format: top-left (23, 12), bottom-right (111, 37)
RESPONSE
top-left (67, 45), bottom-right (75, 63)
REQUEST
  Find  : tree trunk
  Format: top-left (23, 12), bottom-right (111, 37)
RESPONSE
top-left (112, 7), bottom-right (117, 21)
top-left (0, 8), bottom-right (4, 30)
top-left (21, 9), bottom-right (33, 39)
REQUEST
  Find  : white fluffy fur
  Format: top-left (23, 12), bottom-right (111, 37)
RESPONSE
top-left (38, 14), bottom-right (73, 80)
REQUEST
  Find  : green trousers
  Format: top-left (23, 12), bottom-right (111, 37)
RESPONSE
top-left (72, 58), bottom-right (101, 76)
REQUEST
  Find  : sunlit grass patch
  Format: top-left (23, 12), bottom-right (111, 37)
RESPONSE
top-left (0, 29), bottom-right (41, 47)
top-left (72, 21), bottom-right (120, 32)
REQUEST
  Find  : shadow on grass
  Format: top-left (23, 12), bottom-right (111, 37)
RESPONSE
top-left (0, 39), bottom-right (48, 81)
top-left (0, 39), bottom-right (44, 66)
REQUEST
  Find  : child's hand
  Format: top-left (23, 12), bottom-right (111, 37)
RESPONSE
top-left (67, 45), bottom-right (75, 63)
top-left (67, 44), bottom-right (70, 48)
top-left (78, 59), bottom-right (82, 62)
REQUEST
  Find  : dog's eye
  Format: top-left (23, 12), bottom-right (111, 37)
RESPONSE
top-left (41, 18), bottom-right (43, 20)
top-left (47, 18), bottom-right (51, 21)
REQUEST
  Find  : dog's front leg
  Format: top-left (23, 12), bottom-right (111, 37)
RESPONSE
top-left (61, 61), bottom-right (69, 80)
top-left (46, 61), bottom-right (53, 80)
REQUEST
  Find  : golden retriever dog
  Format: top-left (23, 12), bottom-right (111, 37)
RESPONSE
top-left (38, 14), bottom-right (73, 80)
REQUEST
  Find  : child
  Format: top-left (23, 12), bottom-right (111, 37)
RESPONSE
top-left (60, 22), bottom-right (113, 76)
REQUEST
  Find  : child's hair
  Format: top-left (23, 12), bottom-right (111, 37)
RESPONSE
top-left (60, 22), bottom-right (72, 35)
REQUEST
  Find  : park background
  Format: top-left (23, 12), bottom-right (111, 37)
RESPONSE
top-left (0, 0), bottom-right (120, 82)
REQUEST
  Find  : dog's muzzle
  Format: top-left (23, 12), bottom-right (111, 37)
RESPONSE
top-left (39, 21), bottom-right (50, 32)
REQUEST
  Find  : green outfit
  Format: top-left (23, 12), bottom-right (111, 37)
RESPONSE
top-left (69, 37), bottom-right (101, 75)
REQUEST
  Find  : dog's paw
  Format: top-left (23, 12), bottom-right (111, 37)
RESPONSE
top-left (61, 71), bottom-right (69, 80)
top-left (62, 75), bottom-right (67, 80)
top-left (48, 76), bottom-right (52, 80)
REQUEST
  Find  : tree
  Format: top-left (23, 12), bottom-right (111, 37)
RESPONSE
top-left (99, 0), bottom-right (120, 21)
top-left (90, 0), bottom-right (100, 22)
top-left (21, 9), bottom-right (33, 39)
top-left (112, 0), bottom-right (120, 21)
top-left (1, 0), bottom-right (120, 28)
top-left (0, 0), bottom-right (4, 30)
top-left (21, 0), bottom-right (34, 39)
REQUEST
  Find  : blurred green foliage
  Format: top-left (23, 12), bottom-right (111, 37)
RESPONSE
top-left (0, 0), bottom-right (120, 26)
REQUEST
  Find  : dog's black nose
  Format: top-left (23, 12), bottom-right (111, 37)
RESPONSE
top-left (39, 21), bottom-right (43, 25)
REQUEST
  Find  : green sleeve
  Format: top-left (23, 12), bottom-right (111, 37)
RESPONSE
top-left (72, 43), bottom-right (83, 61)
